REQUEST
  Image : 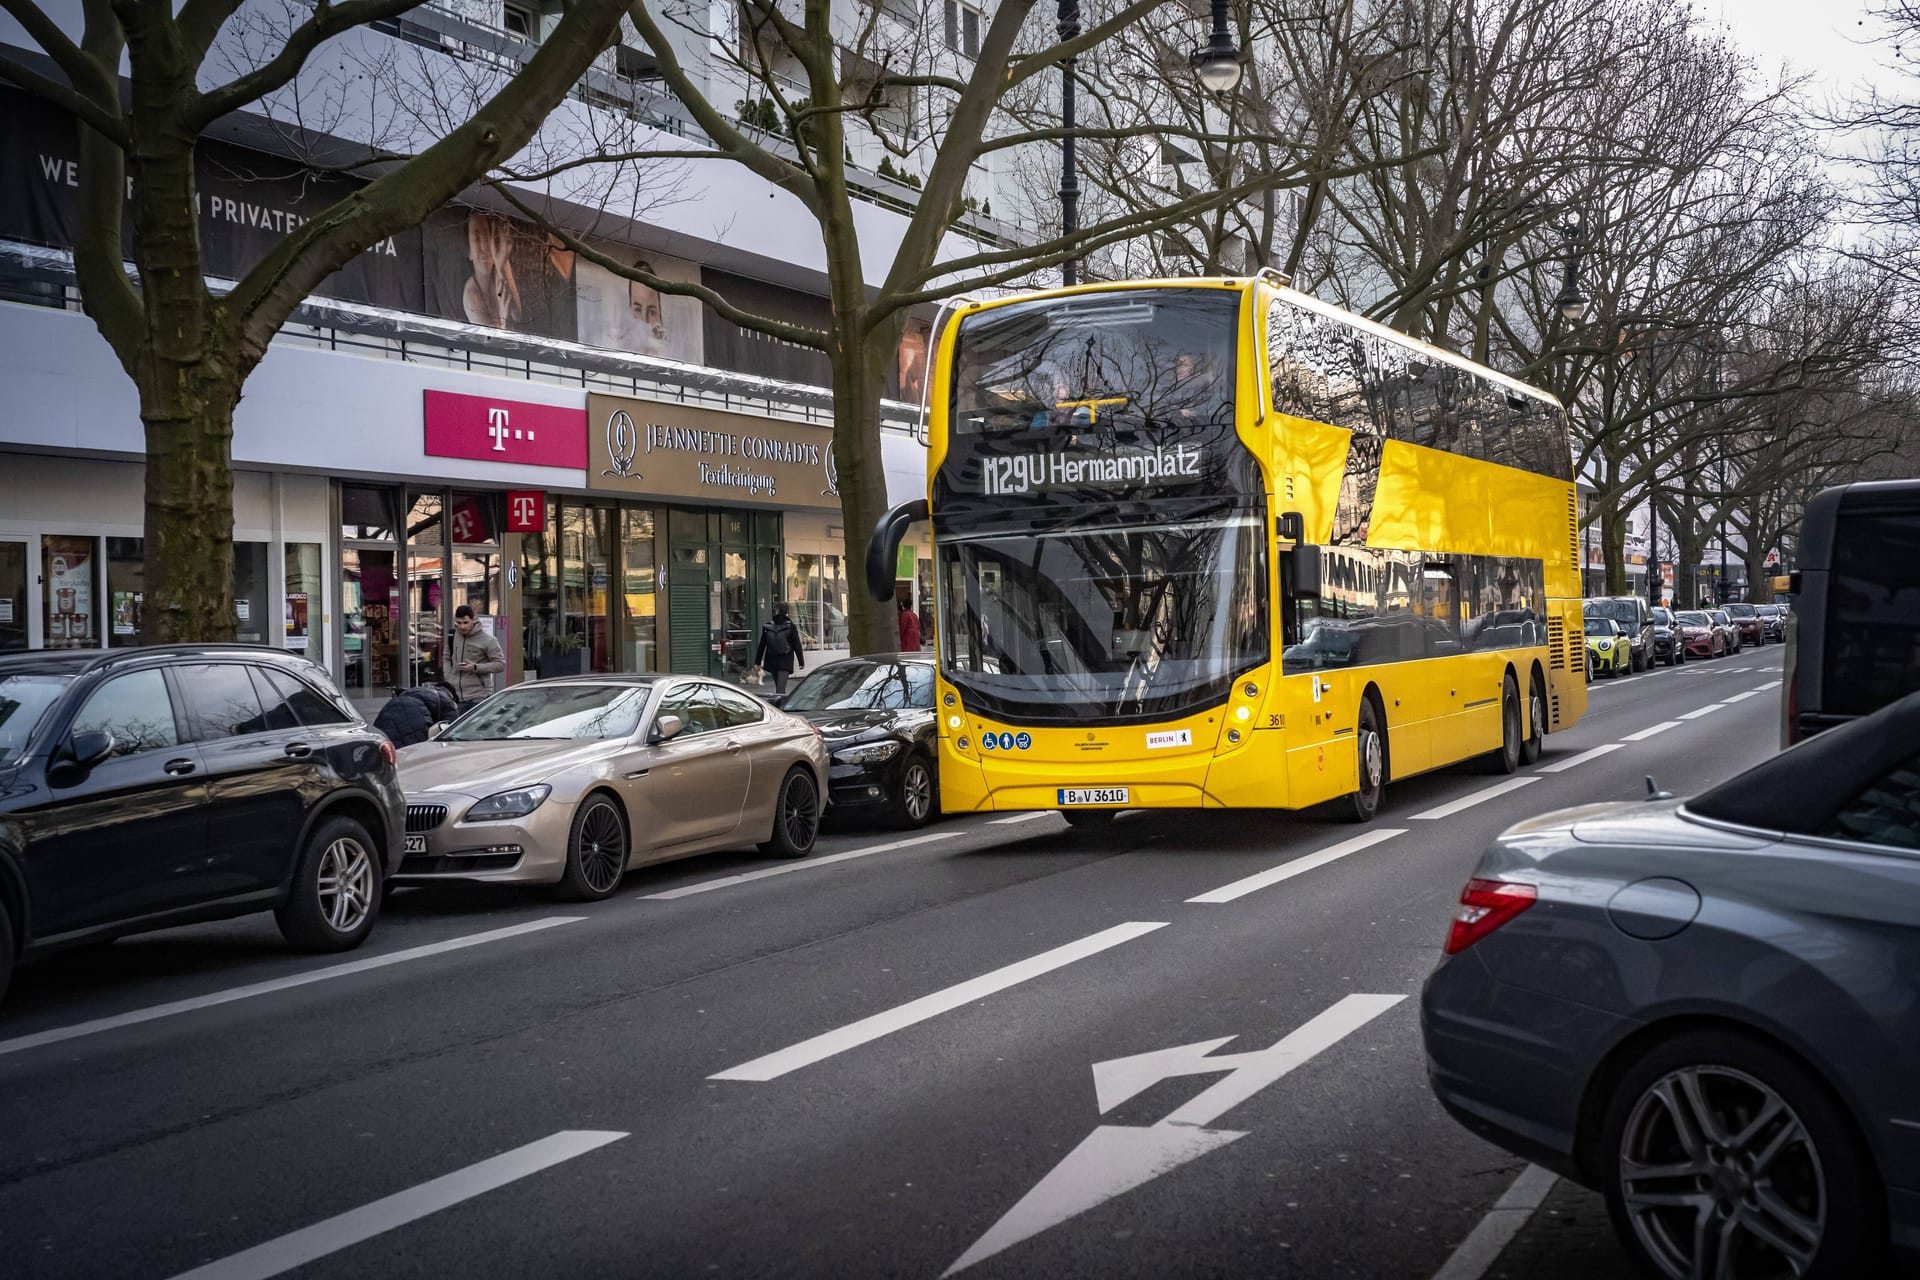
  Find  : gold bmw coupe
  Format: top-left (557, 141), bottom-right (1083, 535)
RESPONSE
top-left (394, 675), bottom-right (828, 899)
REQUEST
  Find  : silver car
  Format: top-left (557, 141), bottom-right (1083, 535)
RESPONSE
top-left (394, 675), bottom-right (828, 899)
top-left (1423, 688), bottom-right (1920, 1277)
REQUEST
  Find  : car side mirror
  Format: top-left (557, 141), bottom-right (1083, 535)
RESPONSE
top-left (49, 729), bottom-right (115, 784)
top-left (427, 722), bottom-right (447, 740)
top-left (766, 693), bottom-right (788, 709)
top-left (651, 714), bottom-right (685, 744)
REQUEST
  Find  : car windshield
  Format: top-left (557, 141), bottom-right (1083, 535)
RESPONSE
top-left (785, 661), bottom-right (934, 712)
top-left (1586, 599), bottom-right (1641, 626)
top-left (1652, 608), bottom-right (1673, 624)
top-left (1726, 603), bottom-right (1756, 617)
top-left (940, 513), bottom-right (1266, 723)
top-left (1584, 619), bottom-right (1616, 637)
top-left (440, 683), bottom-right (650, 742)
top-left (1676, 611), bottom-right (1710, 626)
top-left (0, 674), bottom-right (74, 765)
top-left (1710, 611), bottom-right (1730, 623)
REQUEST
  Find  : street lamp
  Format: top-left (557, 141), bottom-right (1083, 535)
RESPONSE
top-left (1190, 0), bottom-right (1243, 96)
top-left (1059, 0), bottom-right (1241, 286)
top-left (1554, 214), bottom-right (1588, 322)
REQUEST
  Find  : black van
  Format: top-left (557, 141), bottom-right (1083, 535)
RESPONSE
top-left (1783, 479), bottom-right (1920, 745)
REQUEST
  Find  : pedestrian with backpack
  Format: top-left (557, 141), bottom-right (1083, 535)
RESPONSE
top-left (754, 602), bottom-right (805, 697)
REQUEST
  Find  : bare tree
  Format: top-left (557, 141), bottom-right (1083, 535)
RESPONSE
top-left (498, 0), bottom-right (1300, 655)
top-left (0, 0), bottom-right (631, 639)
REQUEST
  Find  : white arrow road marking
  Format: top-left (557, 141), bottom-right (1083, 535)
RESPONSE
top-left (168, 1130), bottom-right (627, 1280)
top-left (944, 993), bottom-right (1405, 1275)
top-left (1186, 829), bottom-right (1405, 904)
top-left (710, 922), bottom-right (1168, 1082)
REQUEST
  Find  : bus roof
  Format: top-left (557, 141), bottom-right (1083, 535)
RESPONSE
top-left (957, 276), bottom-right (1566, 416)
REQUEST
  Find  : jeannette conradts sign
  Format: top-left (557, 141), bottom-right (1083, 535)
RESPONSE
top-left (586, 393), bottom-right (840, 510)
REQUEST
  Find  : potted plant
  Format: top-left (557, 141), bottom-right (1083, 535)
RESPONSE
top-left (536, 628), bottom-right (587, 678)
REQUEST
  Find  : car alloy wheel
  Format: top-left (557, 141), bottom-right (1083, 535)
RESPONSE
top-left (762, 768), bottom-right (822, 858)
top-left (1617, 1064), bottom-right (1826, 1280)
top-left (896, 757), bottom-right (934, 828)
top-left (317, 835), bottom-right (377, 934)
top-left (575, 800), bottom-right (626, 896)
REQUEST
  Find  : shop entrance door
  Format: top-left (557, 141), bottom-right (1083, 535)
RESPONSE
top-left (0, 537), bottom-right (31, 652)
top-left (666, 509), bottom-right (782, 681)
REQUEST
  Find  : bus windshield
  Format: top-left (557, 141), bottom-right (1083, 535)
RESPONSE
top-left (950, 289), bottom-right (1237, 434)
top-left (939, 513), bottom-right (1267, 723)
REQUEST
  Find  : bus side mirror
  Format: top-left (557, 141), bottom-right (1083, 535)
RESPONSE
top-left (865, 499), bottom-right (930, 603)
top-left (1288, 545), bottom-right (1322, 599)
top-left (1276, 511), bottom-right (1305, 542)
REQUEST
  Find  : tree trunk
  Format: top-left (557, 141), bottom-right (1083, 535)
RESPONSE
top-left (139, 355), bottom-right (242, 642)
top-left (830, 311), bottom-right (898, 658)
top-left (1600, 505), bottom-right (1628, 595)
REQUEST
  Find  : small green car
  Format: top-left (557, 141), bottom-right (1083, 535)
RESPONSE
top-left (1585, 617), bottom-right (1631, 679)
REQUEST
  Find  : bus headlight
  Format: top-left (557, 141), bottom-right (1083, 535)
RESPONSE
top-left (1235, 706), bottom-right (1251, 721)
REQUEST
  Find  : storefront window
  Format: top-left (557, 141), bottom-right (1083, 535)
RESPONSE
top-left (234, 542), bottom-right (270, 645)
top-left (786, 553), bottom-right (849, 652)
top-left (107, 537), bottom-right (144, 648)
top-left (0, 540), bottom-right (27, 652)
top-left (342, 546), bottom-right (397, 699)
top-left (406, 489), bottom-right (446, 686)
top-left (519, 502), bottom-right (560, 681)
top-left (450, 491), bottom-right (500, 620)
top-left (43, 535), bottom-right (100, 650)
top-left (341, 485), bottom-right (396, 541)
top-left (286, 542), bottom-right (323, 666)
top-left (562, 503), bottom-right (613, 673)
top-left (621, 508), bottom-right (658, 672)
top-left (917, 556), bottom-right (934, 649)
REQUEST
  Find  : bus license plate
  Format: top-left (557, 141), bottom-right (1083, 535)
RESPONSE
top-left (1058, 787), bottom-right (1128, 806)
top-left (404, 836), bottom-right (427, 854)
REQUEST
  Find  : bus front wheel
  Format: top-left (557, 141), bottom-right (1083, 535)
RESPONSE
top-left (1345, 698), bottom-right (1386, 823)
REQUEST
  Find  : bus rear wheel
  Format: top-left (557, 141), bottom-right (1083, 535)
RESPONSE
top-left (1520, 671), bottom-right (1546, 765)
top-left (1480, 673), bottom-right (1522, 775)
top-left (1345, 698), bottom-right (1386, 823)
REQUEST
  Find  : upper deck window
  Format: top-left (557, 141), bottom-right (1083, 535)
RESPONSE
top-left (950, 290), bottom-right (1238, 436)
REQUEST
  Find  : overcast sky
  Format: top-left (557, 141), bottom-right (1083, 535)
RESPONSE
top-left (1713, 0), bottom-right (1897, 103)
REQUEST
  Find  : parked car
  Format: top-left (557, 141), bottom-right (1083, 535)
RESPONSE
top-left (1672, 609), bottom-right (1722, 659)
top-left (1422, 688), bottom-right (1920, 1279)
top-left (773, 654), bottom-right (939, 828)
top-left (1757, 603), bottom-right (1788, 642)
top-left (1724, 601), bottom-right (1767, 647)
top-left (0, 645), bottom-right (403, 1004)
top-left (1783, 478), bottom-right (1920, 745)
top-left (395, 676), bottom-right (829, 900)
top-left (1584, 596), bottom-right (1654, 671)
top-left (1584, 617), bottom-right (1631, 679)
top-left (1707, 608), bottom-right (1741, 656)
top-left (1649, 607), bottom-right (1687, 667)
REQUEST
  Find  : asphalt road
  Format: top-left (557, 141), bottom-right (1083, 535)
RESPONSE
top-left (0, 648), bottom-right (1790, 1280)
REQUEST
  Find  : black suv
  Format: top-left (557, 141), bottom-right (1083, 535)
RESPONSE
top-left (0, 646), bottom-right (404, 1003)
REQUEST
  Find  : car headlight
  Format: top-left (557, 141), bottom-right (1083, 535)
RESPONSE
top-left (833, 741), bottom-right (902, 765)
top-left (464, 784), bottom-right (551, 820)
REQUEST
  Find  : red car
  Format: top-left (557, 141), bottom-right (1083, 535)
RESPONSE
top-left (1724, 601), bottom-right (1767, 646)
top-left (1672, 609), bottom-right (1723, 658)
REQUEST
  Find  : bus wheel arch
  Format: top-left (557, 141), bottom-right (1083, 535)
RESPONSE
top-left (1344, 685), bottom-right (1389, 823)
top-left (1522, 661), bottom-right (1547, 764)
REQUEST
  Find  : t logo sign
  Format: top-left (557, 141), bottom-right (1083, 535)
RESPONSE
top-left (507, 490), bottom-right (545, 532)
top-left (423, 391), bottom-right (588, 469)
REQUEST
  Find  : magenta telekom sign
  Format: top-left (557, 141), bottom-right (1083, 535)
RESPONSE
top-left (423, 390), bottom-right (587, 469)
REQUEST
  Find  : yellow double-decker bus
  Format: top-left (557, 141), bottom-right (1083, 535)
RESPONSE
top-left (866, 275), bottom-right (1586, 824)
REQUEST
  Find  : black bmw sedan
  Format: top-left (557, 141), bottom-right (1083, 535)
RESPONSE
top-left (1422, 689), bottom-right (1920, 1278)
top-left (0, 645), bottom-right (404, 1005)
top-left (774, 654), bottom-right (938, 828)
